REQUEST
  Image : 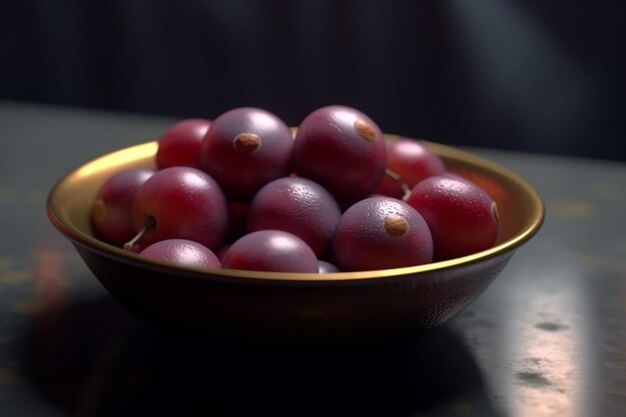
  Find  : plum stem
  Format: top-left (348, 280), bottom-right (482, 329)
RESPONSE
top-left (385, 168), bottom-right (412, 201)
top-left (492, 201), bottom-right (500, 226)
top-left (385, 167), bottom-right (401, 181)
top-left (401, 184), bottom-right (412, 201)
top-left (123, 216), bottom-right (156, 250)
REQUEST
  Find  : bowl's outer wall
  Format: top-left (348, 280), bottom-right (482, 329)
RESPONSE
top-left (75, 244), bottom-right (514, 343)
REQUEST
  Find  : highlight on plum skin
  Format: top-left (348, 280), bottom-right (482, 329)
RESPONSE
top-left (246, 176), bottom-right (342, 257)
top-left (374, 137), bottom-right (446, 200)
top-left (199, 107), bottom-right (294, 201)
top-left (318, 260), bottom-right (340, 274)
top-left (406, 175), bottom-right (499, 261)
top-left (90, 167), bottom-right (156, 247)
top-left (129, 166), bottom-right (229, 251)
top-left (221, 230), bottom-right (319, 273)
top-left (156, 118), bottom-right (211, 169)
top-left (333, 196), bottom-right (433, 271)
top-left (292, 105), bottom-right (387, 204)
top-left (139, 239), bottom-right (221, 269)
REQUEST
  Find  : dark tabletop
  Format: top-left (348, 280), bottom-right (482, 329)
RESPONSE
top-left (1, 100), bottom-right (625, 417)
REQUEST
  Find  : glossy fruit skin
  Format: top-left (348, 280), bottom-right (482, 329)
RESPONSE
top-left (406, 175), bottom-right (499, 261)
top-left (373, 137), bottom-right (446, 199)
top-left (222, 230), bottom-right (319, 273)
top-left (215, 243), bottom-right (232, 263)
top-left (156, 118), bottom-right (211, 169)
top-left (247, 177), bottom-right (342, 257)
top-left (292, 105), bottom-right (387, 204)
top-left (91, 168), bottom-right (155, 246)
top-left (318, 260), bottom-right (340, 273)
top-left (199, 107), bottom-right (293, 201)
top-left (131, 167), bottom-right (229, 250)
top-left (333, 196), bottom-right (433, 271)
top-left (139, 239), bottom-right (221, 269)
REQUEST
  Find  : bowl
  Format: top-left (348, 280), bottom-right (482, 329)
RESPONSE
top-left (47, 137), bottom-right (544, 345)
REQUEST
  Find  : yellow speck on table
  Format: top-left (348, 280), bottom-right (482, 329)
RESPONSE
top-left (12, 298), bottom-right (44, 315)
top-left (0, 269), bottom-right (32, 284)
top-left (0, 368), bottom-right (17, 385)
top-left (553, 199), bottom-right (595, 220)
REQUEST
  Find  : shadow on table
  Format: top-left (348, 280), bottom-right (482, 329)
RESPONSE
top-left (18, 281), bottom-right (502, 416)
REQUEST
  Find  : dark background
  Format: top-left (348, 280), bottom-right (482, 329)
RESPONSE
top-left (1, 0), bottom-right (624, 160)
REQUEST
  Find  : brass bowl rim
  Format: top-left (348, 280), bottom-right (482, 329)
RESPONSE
top-left (47, 138), bottom-right (545, 283)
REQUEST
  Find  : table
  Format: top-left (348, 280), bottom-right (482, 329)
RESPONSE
top-left (1, 100), bottom-right (624, 416)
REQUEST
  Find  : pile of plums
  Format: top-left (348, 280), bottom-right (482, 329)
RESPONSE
top-left (90, 105), bottom-right (499, 273)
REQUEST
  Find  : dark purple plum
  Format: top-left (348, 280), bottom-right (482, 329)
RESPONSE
top-left (91, 168), bottom-right (155, 246)
top-left (128, 166), bottom-right (229, 250)
top-left (139, 239), bottom-right (221, 269)
top-left (221, 230), bottom-right (318, 273)
top-left (406, 175), bottom-right (499, 261)
top-left (333, 196), bottom-right (433, 271)
top-left (246, 177), bottom-right (341, 257)
top-left (318, 260), bottom-right (340, 273)
top-left (292, 105), bottom-right (387, 203)
top-left (215, 243), bottom-right (232, 263)
top-left (156, 118), bottom-right (211, 169)
top-left (199, 107), bottom-right (293, 201)
top-left (373, 137), bottom-right (446, 199)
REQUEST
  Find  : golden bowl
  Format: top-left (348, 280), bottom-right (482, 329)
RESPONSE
top-left (47, 138), bottom-right (544, 344)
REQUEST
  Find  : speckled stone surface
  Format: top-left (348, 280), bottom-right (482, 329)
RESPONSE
top-left (1, 101), bottom-right (624, 416)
